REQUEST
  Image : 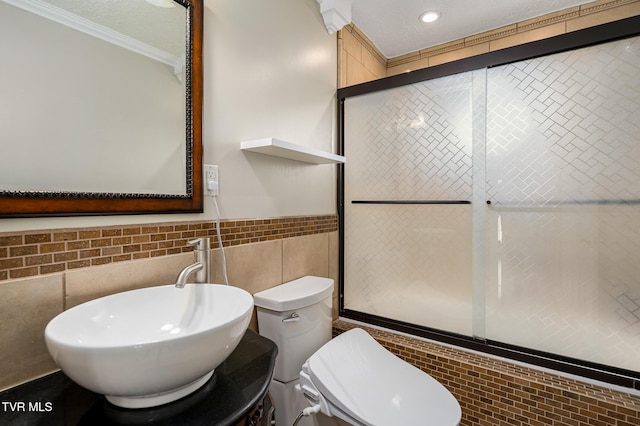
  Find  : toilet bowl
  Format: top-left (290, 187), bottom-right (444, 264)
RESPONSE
top-left (254, 276), bottom-right (461, 426)
top-left (299, 328), bottom-right (462, 426)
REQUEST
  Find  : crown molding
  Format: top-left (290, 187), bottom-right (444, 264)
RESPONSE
top-left (5, 0), bottom-right (182, 73)
top-left (316, 0), bottom-right (351, 35)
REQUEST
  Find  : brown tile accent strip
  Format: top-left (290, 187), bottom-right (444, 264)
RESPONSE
top-left (0, 215), bottom-right (337, 281)
top-left (333, 319), bottom-right (640, 426)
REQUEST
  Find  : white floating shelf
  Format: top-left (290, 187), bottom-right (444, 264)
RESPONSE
top-left (241, 138), bottom-right (345, 165)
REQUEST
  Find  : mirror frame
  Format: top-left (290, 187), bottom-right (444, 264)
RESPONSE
top-left (0, 0), bottom-right (203, 217)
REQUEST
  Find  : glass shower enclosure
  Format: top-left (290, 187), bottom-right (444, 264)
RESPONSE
top-left (340, 29), bottom-right (640, 382)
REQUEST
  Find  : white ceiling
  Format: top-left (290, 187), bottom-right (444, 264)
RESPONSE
top-left (350, 0), bottom-right (593, 58)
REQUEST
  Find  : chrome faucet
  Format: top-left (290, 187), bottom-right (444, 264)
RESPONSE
top-left (175, 238), bottom-right (211, 288)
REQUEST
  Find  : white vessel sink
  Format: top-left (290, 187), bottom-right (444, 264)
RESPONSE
top-left (45, 284), bottom-right (253, 409)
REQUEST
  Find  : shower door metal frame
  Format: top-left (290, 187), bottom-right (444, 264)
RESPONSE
top-left (337, 15), bottom-right (640, 390)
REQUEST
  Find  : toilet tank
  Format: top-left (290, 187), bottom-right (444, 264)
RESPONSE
top-left (254, 276), bottom-right (334, 383)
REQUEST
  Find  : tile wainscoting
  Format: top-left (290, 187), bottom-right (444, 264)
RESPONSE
top-left (0, 215), bottom-right (338, 390)
top-left (333, 320), bottom-right (640, 426)
top-left (0, 215), bottom-right (337, 281)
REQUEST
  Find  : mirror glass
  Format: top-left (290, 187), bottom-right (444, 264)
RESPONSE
top-left (0, 0), bottom-right (202, 215)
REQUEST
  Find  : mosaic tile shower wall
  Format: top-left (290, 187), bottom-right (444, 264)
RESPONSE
top-left (342, 35), bottom-right (640, 373)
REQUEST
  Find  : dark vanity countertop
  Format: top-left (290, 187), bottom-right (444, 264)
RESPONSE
top-left (0, 330), bottom-right (277, 426)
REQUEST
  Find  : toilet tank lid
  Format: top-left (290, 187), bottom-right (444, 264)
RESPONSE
top-left (253, 276), bottom-right (334, 312)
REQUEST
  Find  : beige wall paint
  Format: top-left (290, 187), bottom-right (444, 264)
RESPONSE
top-left (202, 0), bottom-right (338, 219)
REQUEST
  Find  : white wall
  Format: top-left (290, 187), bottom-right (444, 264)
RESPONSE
top-left (2, 0), bottom-right (337, 231)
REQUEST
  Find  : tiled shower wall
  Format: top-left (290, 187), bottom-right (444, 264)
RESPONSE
top-left (0, 215), bottom-right (339, 390)
top-left (334, 320), bottom-right (640, 426)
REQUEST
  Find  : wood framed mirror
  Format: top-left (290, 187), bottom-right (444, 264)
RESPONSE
top-left (0, 0), bottom-right (203, 217)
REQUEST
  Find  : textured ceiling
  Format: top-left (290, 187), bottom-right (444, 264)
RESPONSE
top-left (350, 0), bottom-right (593, 58)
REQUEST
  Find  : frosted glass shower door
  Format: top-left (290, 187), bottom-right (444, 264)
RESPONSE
top-left (343, 73), bottom-right (476, 336)
top-left (485, 36), bottom-right (640, 372)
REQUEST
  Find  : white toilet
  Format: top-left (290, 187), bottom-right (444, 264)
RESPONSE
top-left (254, 276), bottom-right (334, 426)
top-left (254, 276), bottom-right (462, 426)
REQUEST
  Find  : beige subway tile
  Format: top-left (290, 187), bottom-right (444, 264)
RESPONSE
top-left (341, 28), bottom-right (362, 61)
top-left (490, 22), bottom-right (566, 51)
top-left (328, 231), bottom-right (340, 318)
top-left (361, 48), bottom-right (386, 79)
top-left (429, 42), bottom-right (490, 67)
top-left (346, 53), bottom-right (378, 86)
top-left (338, 37), bottom-right (346, 88)
top-left (65, 253), bottom-right (193, 308)
top-left (567, 1), bottom-right (640, 32)
top-left (283, 233), bottom-right (329, 282)
top-left (328, 231), bottom-right (339, 286)
top-left (0, 275), bottom-right (63, 390)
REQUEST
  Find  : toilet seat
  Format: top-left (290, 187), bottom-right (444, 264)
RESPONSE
top-left (299, 328), bottom-right (461, 426)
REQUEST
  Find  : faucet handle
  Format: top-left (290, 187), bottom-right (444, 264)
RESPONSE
top-left (187, 238), bottom-right (211, 250)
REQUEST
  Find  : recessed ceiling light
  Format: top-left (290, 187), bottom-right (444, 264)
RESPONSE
top-left (419, 11), bottom-right (440, 23)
